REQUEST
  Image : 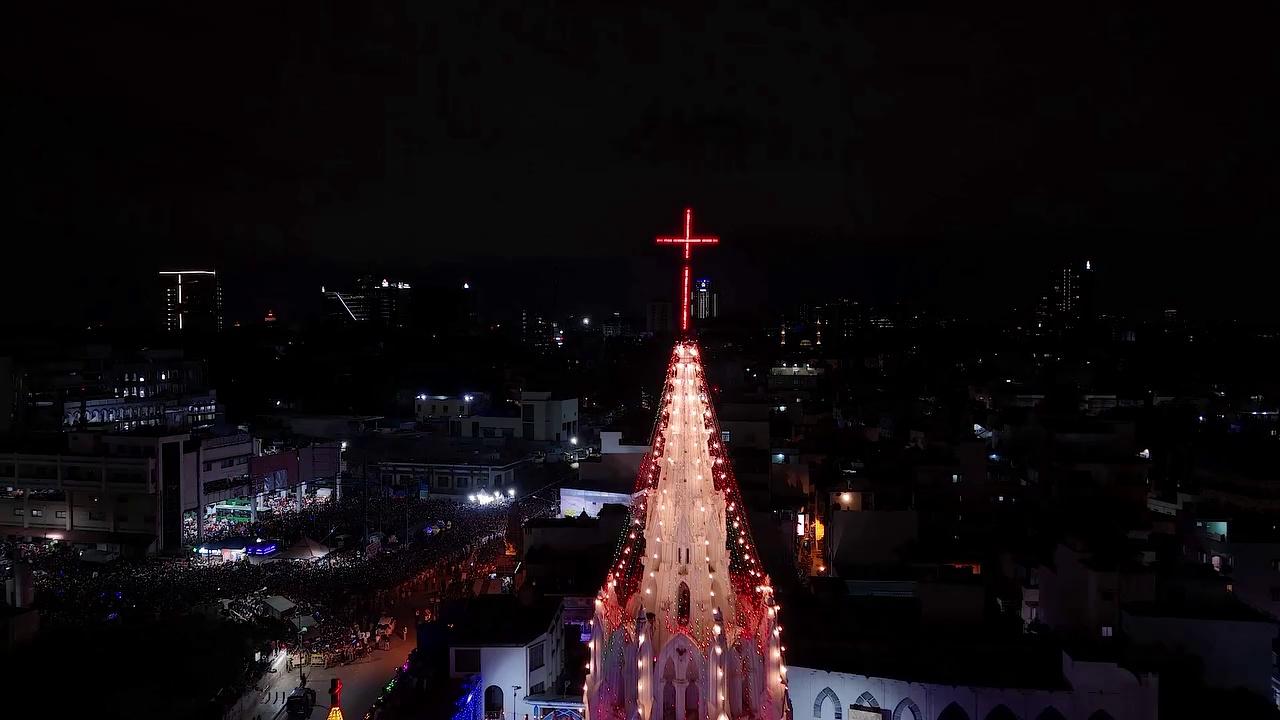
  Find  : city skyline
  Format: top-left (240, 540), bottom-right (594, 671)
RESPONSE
top-left (4, 4), bottom-right (1279, 720)
top-left (6, 3), bottom-right (1278, 328)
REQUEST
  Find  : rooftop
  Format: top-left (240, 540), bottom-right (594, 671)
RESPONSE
top-left (349, 435), bottom-right (532, 466)
top-left (562, 472), bottom-right (635, 496)
top-left (784, 606), bottom-right (1071, 690)
top-left (443, 595), bottom-right (559, 647)
top-left (1123, 596), bottom-right (1273, 623)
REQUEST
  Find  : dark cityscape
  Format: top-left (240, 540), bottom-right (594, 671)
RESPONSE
top-left (3, 3), bottom-right (1279, 720)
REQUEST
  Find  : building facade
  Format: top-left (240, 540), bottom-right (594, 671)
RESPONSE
top-left (693, 279), bottom-right (718, 321)
top-left (414, 392), bottom-right (578, 444)
top-left (646, 301), bottom-right (674, 335)
top-left (0, 431), bottom-right (263, 554)
top-left (160, 270), bottom-right (222, 333)
top-left (789, 654), bottom-right (1157, 720)
top-left (450, 597), bottom-right (593, 720)
top-left (322, 275), bottom-right (412, 329)
top-left (0, 432), bottom-right (186, 554)
top-left (375, 457), bottom-right (525, 497)
top-left (518, 392), bottom-right (578, 443)
top-left (0, 347), bottom-right (220, 434)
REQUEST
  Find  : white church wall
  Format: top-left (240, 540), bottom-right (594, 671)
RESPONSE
top-left (561, 487), bottom-right (632, 518)
top-left (789, 663), bottom-right (1156, 720)
top-left (458, 646), bottom-right (532, 720)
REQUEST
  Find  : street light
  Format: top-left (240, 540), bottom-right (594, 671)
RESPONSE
top-left (511, 685), bottom-right (522, 720)
top-left (569, 436), bottom-right (578, 446)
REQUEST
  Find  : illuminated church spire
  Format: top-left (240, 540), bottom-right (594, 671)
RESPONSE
top-left (585, 211), bottom-right (788, 720)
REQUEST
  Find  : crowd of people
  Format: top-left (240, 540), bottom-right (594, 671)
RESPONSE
top-left (181, 493), bottom-right (336, 546)
top-left (4, 490), bottom-right (555, 720)
top-left (22, 494), bottom-right (552, 632)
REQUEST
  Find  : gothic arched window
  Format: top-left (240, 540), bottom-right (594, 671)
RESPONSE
top-left (984, 706), bottom-right (1016, 720)
top-left (813, 687), bottom-right (841, 720)
top-left (893, 698), bottom-right (922, 720)
top-left (677, 582), bottom-right (691, 625)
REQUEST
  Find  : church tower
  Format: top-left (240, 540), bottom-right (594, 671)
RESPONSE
top-left (584, 341), bottom-right (789, 720)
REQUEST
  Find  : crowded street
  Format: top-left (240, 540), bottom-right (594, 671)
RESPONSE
top-left (2, 492), bottom-right (554, 720)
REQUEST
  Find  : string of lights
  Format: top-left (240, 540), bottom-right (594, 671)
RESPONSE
top-left (588, 341), bottom-right (787, 718)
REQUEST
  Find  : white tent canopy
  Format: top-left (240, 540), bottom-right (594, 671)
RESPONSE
top-left (277, 537), bottom-right (332, 561)
top-left (262, 595), bottom-right (296, 617)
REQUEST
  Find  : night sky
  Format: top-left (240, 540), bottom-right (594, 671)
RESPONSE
top-left (5, 2), bottom-right (1278, 325)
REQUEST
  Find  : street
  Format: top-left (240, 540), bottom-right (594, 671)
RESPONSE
top-left (234, 591), bottom-right (431, 720)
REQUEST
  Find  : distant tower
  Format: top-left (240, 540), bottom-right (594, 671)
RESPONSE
top-left (1052, 262), bottom-right (1078, 320)
top-left (693, 279), bottom-right (718, 320)
top-left (1049, 259), bottom-right (1094, 331)
top-left (160, 270), bottom-right (222, 333)
top-left (647, 301), bottom-right (675, 334)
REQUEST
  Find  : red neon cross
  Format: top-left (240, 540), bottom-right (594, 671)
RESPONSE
top-left (655, 208), bottom-right (718, 334)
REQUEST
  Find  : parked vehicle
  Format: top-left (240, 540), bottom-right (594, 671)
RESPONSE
top-left (285, 686), bottom-right (317, 719)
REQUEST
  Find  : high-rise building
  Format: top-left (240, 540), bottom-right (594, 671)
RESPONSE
top-left (321, 275), bottom-right (412, 329)
top-left (322, 286), bottom-right (369, 324)
top-left (0, 346), bottom-right (219, 433)
top-left (160, 270), bottom-right (222, 333)
top-left (1046, 259), bottom-right (1095, 332)
top-left (584, 342), bottom-right (788, 720)
top-left (806, 298), bottom-right (864, 343)
top-left (601, 312), bottom-right (631, 339)
top-left (646, 301), bottom-right (674, 334)
top-left (693, 278), bottom-right (718, 320)
top-left (1051, 263), bottom-right (1078, 320)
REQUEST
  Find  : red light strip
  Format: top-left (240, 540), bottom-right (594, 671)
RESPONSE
top-left (654, 207), bottom-right (718, 336)
top-left (682, 264), bottom-right (691, 332)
